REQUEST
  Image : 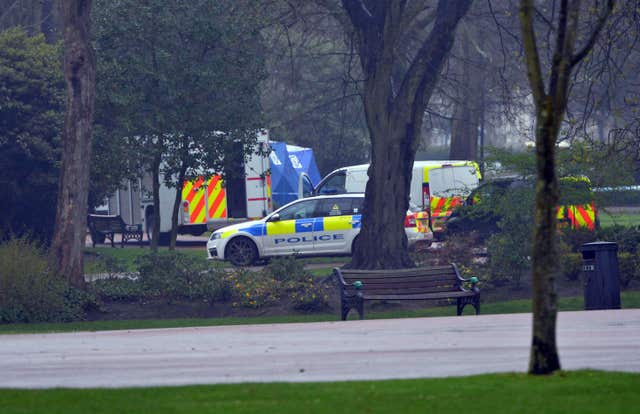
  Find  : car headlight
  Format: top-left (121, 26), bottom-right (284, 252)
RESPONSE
top-left (210, 232), bottom-right (222, 241)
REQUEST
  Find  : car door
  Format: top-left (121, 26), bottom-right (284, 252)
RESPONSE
top-left (262, 199), bottom-right (319, 256)
top-left (312, 197), bottom-right (362, 254)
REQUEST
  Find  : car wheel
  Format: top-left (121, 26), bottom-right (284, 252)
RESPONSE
top-left (226, 237), bottom-right (258, 267)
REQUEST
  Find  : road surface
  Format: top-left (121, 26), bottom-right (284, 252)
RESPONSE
top-left (1, 309), bottom-right (638, 388)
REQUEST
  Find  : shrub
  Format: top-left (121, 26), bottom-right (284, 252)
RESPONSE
top-left (618, 252), bottom-right (640, 289)
top-left (91, 277), bottom-right (143, 302)
top-left (228, 268), bottom-right (281, 308)
top-left (561, 253), bottom-right (583, 281)
top-left (286, 276), bottom-right (332, 312)
top-left (264, 256), bottom-right (306, 281)
top-left (486, 226), bottom-right (531, 289)
top-left (0, 237), bottom-right (89, 323)
top-left (561, 228), bottom-right (597, 252)
top-left (596, 225), bottom-right (640, 253)
top-left (136, 252), bottom-right (209, 302)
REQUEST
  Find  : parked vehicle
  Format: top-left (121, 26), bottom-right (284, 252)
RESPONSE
top-left (102, 131), bottom-right (320, 244)
top-left (207, 194), bottom-right (432, 266)
top-left (313, 160), bottom-right (481, 236)
top-left (444, 175), bottom-right (598, 240)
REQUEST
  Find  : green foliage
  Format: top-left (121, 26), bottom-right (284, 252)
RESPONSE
top-left (92, 0), bottom-right (267, 209)
top-left (287, 276), bottom-right (331, 312)
top-left (0, 28), bottom-right (64, 241)
top-left (618, 252), bottom-right (640, 289)
top-left (91, 278), bottom-right (143, 302)
top-left (227, 269), bottom-right (281, 308)
top-left (596, 225), bottom-right (640, 253)
top-left (0, 237), bottom-right (91, 323)
top-left (560, 253), bottom-right (583, 281)
top-left (136, 252), bottom-right (225, 303)
top-left (560, 228), bottom-right (597, 252)
top-left (264, 256), bottom-right (307, 281)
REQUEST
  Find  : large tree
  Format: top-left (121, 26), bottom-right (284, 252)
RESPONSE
top-left (50, 0), bottom-right (95, 287)
top-left (94, 0), bottom-right (266, 249)
top-left (519, 0), bottom-right (614, 374)
top-left (0, 28), bottom-right (64, 241)
top-left (335, 0), bottom-right (472, 268)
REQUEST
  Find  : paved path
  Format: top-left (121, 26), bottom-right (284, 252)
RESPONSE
top-left (1, 309), bottom-right (639, 389)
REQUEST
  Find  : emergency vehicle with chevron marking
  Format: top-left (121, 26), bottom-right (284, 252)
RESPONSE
top-left (103, 130), bottom-right (272, 244)
top-left (313, 160), bottom-right (481, 238)
top-left (207, 194), bottom-right (430, 266)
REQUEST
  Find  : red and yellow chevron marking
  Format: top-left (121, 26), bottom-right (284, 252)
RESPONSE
top-left (182, 177), bottom-right (207, 224)
top-left (265, 174), bottom-right (272, 211)
top-left (430, 196), bottom-right (463, 218)
top-left (415, 211), bottom-right (430, 234)
top-left (207, 175), bottom-right (227, 219)
top-left (430, 196), bottom-right (463, 231)
top-left (557, 202), bottom-right (596, 231)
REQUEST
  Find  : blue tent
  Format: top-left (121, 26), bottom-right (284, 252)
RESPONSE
top-left (269, 141), bottom-right (321, 208)
top-left (285, 144), bottom-right (322, 186)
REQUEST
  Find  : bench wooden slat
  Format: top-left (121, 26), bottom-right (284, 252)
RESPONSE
top-left (363, 291), bottom-right (476, 301)
top-left (342, 276), bottom-right (458, 286)
top-left (338, 267), bottom-right (456, 279)
top-left (353, 285), bottom-right (460, 295)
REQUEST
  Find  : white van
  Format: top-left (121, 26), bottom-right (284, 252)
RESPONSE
top-left (314, 160), bottom-right (481, 233)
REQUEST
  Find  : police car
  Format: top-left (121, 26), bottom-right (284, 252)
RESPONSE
top-left (207, 194), bottom-right (432, 266)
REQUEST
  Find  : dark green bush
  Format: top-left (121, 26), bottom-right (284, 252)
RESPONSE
top-left (227, 268), bottom-right (281, 308)
top-left (561, 253), bottom-right (583, 281)
top-left (0, 237), bottom-right (90, 323)
top-left (561, 228), bottom-right (597, 252)
top-left (91, 277), bottom-right (143, 302)
top-left (288, 276), bottom-right (331, 312)
top-left (596, 225), bottom-right (640, 253)
top-left (618, 252), bottom-right (640, 289)
top-left (136, 252), bottom-right (209, 302)
top-left (136, 252), bottom-right (233, 304)
top-left (264, 256), bottom-right (306, 281)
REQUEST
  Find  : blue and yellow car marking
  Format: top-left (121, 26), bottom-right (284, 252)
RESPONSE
top-left (221, 216), bottom-right (361, 240)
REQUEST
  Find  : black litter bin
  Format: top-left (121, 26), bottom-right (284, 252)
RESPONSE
top-left (580, 241), bottom-right (621, 310)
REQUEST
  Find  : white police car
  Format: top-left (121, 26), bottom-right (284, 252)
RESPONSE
top-left (207, 194), bottom-right (431, 266)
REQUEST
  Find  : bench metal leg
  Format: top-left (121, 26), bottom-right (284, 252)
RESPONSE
top-left (340, 295), bottom-right (364, 320)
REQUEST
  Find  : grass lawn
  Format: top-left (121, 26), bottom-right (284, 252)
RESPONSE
top-left (598, 212), bottom-right (640, 228)
top-left (1, 290), bottom-right (638, 335)
top-left (0, 370), bottom-right (638, 413)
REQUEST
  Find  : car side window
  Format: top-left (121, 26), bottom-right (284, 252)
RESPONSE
top-left (318, 198), bottom-right (360, 217)
top-left (318, 172), bottom-right (346, 195)
top-left (277, 200), bottom-right (318, 221)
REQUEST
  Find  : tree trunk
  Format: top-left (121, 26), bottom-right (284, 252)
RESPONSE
top-left (343, 0), bottom-right (472, 269)
top-left (169, 164), bottom-right (187, 250)
top-left (351, 109), bottom-right (419, 269)
top-left (449, 31), bottom-right (480, 160)
top-left (50, 0), bottom-right (95, 288)
top-left (150, 156), bottom-right (161, 251)
top-left (529, 105), bottom-right (561, 374)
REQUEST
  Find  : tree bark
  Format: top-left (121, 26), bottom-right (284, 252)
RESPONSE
top-left (169, 163), bottom-right (188, 250)
top-left (519, 0), bottom-right (614, 375)
top-left (343, 0), bottom-right (472, 269)
top-left (50, 0), bottom-right (95, 288)
top-left (450, 30), bottom-right (480, 160)
top-left (150, 155), bottom-right (161, 251)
